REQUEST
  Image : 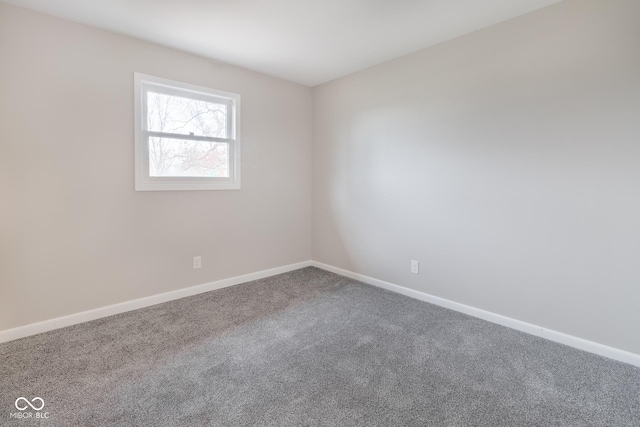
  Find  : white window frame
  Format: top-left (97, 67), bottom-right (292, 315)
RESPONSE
top-left (134, 73), bottom-right (241, 191)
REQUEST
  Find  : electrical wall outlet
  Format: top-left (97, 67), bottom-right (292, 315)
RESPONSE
top-left (410, 260), bottom-right (419, 274)
top-left (193, 256), bottom-right (202, 269)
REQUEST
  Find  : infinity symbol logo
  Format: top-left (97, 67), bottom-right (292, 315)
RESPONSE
top-left (15, 397), bottom-right (44, 411)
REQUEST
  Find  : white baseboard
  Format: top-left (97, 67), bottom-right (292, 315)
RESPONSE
top-left (0, 261), bottom-right (312, 344)
top-left (311, 261), bottom-right (640, 368)
top-left (4, 259), bottom-right (639, 368)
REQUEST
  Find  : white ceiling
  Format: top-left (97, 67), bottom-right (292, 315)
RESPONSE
top-left (3, 0), bottom-right (562, 86)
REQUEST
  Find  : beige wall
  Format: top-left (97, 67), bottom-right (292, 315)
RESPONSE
top-left (0, 4), bottom-right (312, 330)
top-left (312, 0), bottom-right (640, 354)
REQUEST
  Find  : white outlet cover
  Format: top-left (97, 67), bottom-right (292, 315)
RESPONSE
top-left (411, 260), bottom-right (419, 274)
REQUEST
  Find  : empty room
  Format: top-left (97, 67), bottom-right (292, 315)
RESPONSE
top-left (1, 0), bottom-right (639, 425)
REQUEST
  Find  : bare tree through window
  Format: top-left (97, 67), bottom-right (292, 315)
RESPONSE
top-left (147, 92), bottom-right (229, 177)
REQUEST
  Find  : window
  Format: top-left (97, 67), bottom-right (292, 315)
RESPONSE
top-left (134, 73), bottom-right (241, 191)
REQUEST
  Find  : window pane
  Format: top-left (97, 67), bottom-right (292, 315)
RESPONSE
top-left (147, 91), bottom-right (228, 138)
top-left (149, 137), bottom-right (229, 178)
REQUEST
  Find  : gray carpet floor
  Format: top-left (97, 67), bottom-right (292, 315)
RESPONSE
top-left (1, 267), bottom-right (639, 426)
